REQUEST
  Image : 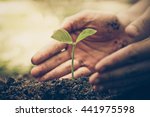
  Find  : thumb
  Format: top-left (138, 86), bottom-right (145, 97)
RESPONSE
top-left (61, 10), bottom-right (91, 32)
top-left (125, 7), bottom-right (150, 40)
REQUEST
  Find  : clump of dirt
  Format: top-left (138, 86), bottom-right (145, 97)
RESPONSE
top-left (0, 74), bottom-right (150, 100)
top-left (107, 20), bottom-right (120, 30)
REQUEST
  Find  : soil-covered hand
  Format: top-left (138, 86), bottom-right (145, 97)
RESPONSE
top-left (90, 38), bottom-right (150, 92)
top-left (31, 10), bottom-right (134, 81)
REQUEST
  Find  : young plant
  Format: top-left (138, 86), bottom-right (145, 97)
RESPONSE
top-left (51, 28), bottom-right (97, 79)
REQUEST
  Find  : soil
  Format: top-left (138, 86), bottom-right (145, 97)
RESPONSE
top-left (0, 74), bottom-right (150, 100)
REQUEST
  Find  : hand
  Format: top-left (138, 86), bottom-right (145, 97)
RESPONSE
top-left (89, 6), bottom-right (150, 92)
top-left (31, 10), bottom-right (134, 81)
top-left (89, 38), bottom-right (150, 93)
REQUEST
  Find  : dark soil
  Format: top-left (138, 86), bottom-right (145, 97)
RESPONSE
top-left (0, 74), bottom-right (150, 100)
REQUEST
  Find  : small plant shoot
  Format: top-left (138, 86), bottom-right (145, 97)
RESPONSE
top-left (51, 28), bottom-right (97, 79)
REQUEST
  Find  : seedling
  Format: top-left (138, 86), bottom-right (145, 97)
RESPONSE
top-left (51, 28), bottom-right (97, 79)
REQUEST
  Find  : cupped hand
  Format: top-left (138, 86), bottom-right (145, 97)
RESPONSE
top-left (31, 10), bottom-right (134, 81)
top-left (90, 38), bottom-right (150, 93)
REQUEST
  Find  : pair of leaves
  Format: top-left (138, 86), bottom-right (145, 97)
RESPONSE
top-left (51, 28), bottom-right (97, 44)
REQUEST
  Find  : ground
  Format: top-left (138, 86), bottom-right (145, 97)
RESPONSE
top-left (0, 74), bottom-right (150, 100)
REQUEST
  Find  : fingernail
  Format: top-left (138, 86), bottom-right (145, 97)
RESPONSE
top-left (126, 25), bottom-right (139, 38)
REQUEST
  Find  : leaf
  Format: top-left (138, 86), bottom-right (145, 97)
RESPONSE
top-left (51, 29), bottom-right (73, 44)
top-left (76, 28), bottom-right (97, 43)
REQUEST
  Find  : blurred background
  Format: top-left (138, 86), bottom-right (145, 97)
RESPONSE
top-left (0, 0), bottom-right (137, 75)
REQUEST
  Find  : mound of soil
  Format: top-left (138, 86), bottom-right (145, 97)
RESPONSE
top-left (0, 74), bottom-right (150, 100)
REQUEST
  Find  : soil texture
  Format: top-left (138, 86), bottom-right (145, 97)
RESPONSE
top-left (0, 75), bottom-right (150, 100)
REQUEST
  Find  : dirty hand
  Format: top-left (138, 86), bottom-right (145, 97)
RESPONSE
top-left (31, 10), bottom-right (133, 81)
top-left (90, 38), bottom-right (150, 93)
top-left (89, 7), bottom-right (150, 92)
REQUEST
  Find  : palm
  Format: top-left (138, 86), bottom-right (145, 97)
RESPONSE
top-left (66, 29), bottom-right (132, 78)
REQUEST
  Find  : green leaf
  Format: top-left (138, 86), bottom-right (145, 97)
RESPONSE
top-left (51, 29), bottom-right (73, 44)
top-left (76, 28), bottom-right (97, 43)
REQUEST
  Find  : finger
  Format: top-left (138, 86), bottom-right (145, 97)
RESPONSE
top-left (94, 60), bottom-right (150, 84)
top-left (38, 60), bottom-right (81, 81)
top-left (96, 73), bottom-right (150, 90)
top-left (31, 51), bottom-right (70, 77)
top-left (94, 73), bottom-right (150, 94)
top-left (95, 38), bottom-right (150, 72)
top-left (74, 67), bottom-right (92, 79)
top-left (59, 73), bottom-right (72, 80)
top-left (125, 7), bottom-right (150, 40)
top-left (61, 67), bottom-right (92, 79)
top-left (31, 41), bottom-right (67, 65)
top-left (89, 72), bottom-right (100, 84)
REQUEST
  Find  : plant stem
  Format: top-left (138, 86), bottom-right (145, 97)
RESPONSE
top-left (71, 43), bottom-right (76, 80)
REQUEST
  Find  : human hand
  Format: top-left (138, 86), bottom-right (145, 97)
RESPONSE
top-left (89, 6), bottom-right (150, 92)
top-left (90, 38), bottom-right (150, 93)
top-left (31, 10), bottom-right (134, 81)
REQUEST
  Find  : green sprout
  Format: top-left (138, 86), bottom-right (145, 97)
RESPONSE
top-left (51, 28), bottom-right (97, 79)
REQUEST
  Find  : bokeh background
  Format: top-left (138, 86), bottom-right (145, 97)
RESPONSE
top-left (0, 0), bottom-right (137, 75)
